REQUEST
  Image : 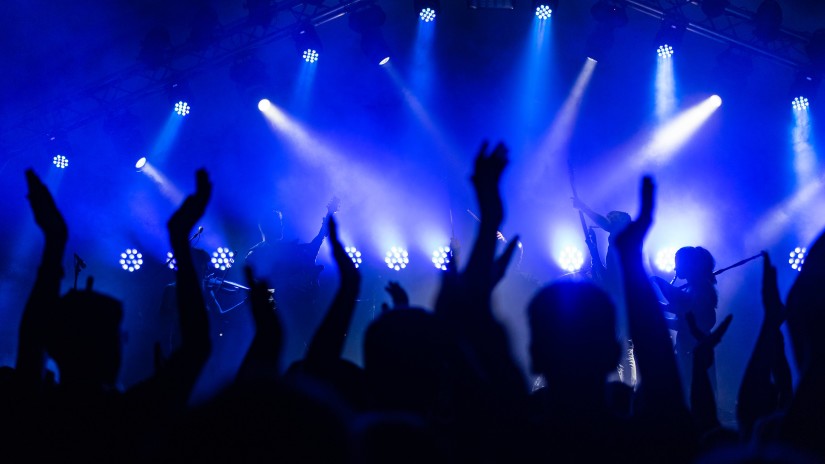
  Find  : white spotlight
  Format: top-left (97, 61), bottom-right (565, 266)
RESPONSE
top-left (789, 246), bottom-right (806, 271)
top-left (258, 98), bottom-right (272, 111)
top-left (385, 247), bottom-right (409, 271)
top-left (120, 248), bottom-right (144, 272)
top-left (558, 245), bottom-right (584, 273)
top-left (431, 246), bottom-right (451, 271)
top-left (345, 246), bottom-right (363, 269)
top-left (655, 247), bottom-right (677, 273)
top-left (211, 247), bottom-right (235, 271)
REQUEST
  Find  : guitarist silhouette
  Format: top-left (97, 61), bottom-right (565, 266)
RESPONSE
top-left (245, 197), bottom-right (340, 362)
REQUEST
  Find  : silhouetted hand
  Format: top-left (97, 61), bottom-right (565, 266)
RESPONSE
top-left (760, 251), bottom-right (785, 330)
top-left (688, 312), bottom-right (733, 370)
top-left (471, 141), bottom-right (508, 224)
top-left (25, 169), bottom-right (67, 242)
top-left (381, 281), bottom-right (409, 313)
top-left (328, 216), bottom-right (359, 286)
top-left (168, 169), bottom-right (212, 246)
top-left (615, 176), bottom-right (654, 253)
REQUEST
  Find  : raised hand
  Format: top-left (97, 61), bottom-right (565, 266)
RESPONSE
top-left (328, 216), bottom-right (359, 285)
top-left (168, 169), bottom-right (212, 247)
top-left (25, 169), bottom-right (68, 243)
top-left (237, 266), bottom-right (283, 380)
top-left (471, 141), bottom-right (508, 224)
top-left (492, 235), bottom-right (520, 285)
top-left (384, 281), bottom-right (409, 310)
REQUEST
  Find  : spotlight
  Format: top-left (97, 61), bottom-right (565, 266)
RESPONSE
top-left (385, 247), bottom-right (409, 271)
top-left (793, 96), bottom-right (810, 111)
top-left (345, 246), bottom-right (363, 269)
top-left (349, 5), bottom-right (392, 65)
top-left (534, 0), bottom-right (558, 19)
top-left (174, 101), bottom-right (191, 116)
top-left (120, 248), bottom-right (144, 272)
top-left (166, 252), bottom-right (177, 270)
top-left (135, 156), bottom-right (147, 170)
top-left (656, 17), bottom-right (685, 58)
top-left (52, 154), bottom-right (69, 169)
top-left (655, 247), bottom-right (677, 273)
top-left (558, 245), bottom-right (584, 273)
top-left (710, 94), bottom-right (722, 107)
top-left (257, 98), bottom-right (272, 111)
top-left (414, 0), bottom-right (440, 21)
top-left (657, 44), bottom-right (674, 59)
top-left (211, 247), bottom-right (235, 271)
top-left (431, 246), bottom-right (451, 271)
top-left (295, 24), bottom-right (323, 63)
top-left (789, 246), bottom-right (806, 271)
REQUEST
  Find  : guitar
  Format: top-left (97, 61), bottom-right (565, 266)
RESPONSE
top-left (288, 196), bottom-right (340, 295)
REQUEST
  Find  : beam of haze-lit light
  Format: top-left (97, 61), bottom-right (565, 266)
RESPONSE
top-left (750, 174), bottom-right (825, 249)
top-left (150, 111), bottom-right (184, 165)
top-left (410, 15), bottom-right (435, 99)
top-left (292, 60), bottom-right (318, 111)
top-left (792, 109), bottom-right (817, 188)
top-left (138, 161), bottom-right (184, 205)
top-left (514, 17), bottom-right (554, 137)
top-left (526, 58), bottom-right (597, 190)
top-left (638, 94), bottom-right (721, 164)
top-left (655, 53), bottom-right (676, 122)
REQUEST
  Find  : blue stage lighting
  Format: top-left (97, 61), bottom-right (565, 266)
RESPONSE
top-left (789, 247), bottom-right (806, 271)
top-left (385, 247), bottom-right (409, 271)
top-left (302, 48), bottom-right (319, 63)
top-left (257, 99), bottom-right (272, 111)
top-left (135, 157), bottom-right (147, 170)
top-left (657, 44), bottom-right (674, 59)
top-left (52, 154), bottom-right (69, 169)
top-left (174, 101), bottom-right (190, 116)
top-left (379, 56), bottom-right (391, 65)
top-left (431, 246), bottom-right (451, 271)
top-left (211, 247), bottom-right (235, 271)
top-left (793, 96), bottom-right (810, 111)
top-left (559, 245), bottom-right (584, 273)
top-left (345, 246), bottom-right (363, 269)
top-left (166, 252), bottom-right (177, 270)
top-left (536, 4), bottom-right (552, 19)
top-left (419, 7), bottom-right (436, 22)
top-left (710, 94), bottom-right (723, 107)
top-left (120, 248), bottom-right (143, 272)
top-left (655, 247), bottom-right (677, 273)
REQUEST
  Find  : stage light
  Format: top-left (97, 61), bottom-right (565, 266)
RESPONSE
top-left (419, 7), bottom-right (436, 22)
top-left (211, 247), bottom-right (235, 271)
top-left (655, 247), bottom-right (677, 273)
top-left (535, 4), bottom-right (552, 19)
top-left (710, 94), bottom-right (722, 107)
top-left (657, 44), bottom-right (674, 59)
top-left (349, 5), bottom-right (392, 66)
top-left (789, 246), bottom-right (806, 271)
top-left (431, 246), bottom-right (451, 271)
top-left (258, 98), bottom-right (272, 111)
top-left (793, 96), bottom-right (810, 111)
top-left (385, 247), bottom-right (409, 271)
top-left (345, 246), bottom-right (363, 269)
top-left (52, 154), bottom-right (69, 169)
top-left (558, 245), bottom-right (584, 273)
top-left (120, 248), bottom-right (143, 272)
top-left (135, 157), bottom-right (147, 170)
top-left (414, 0), bottom-right (440, 21)
top-left (174, 101), bottom-right (190, 116)
top-left (166, 252), bottom-right (177, 270)
top-left (295, 25), bottom-right (322, 63)
top-left (656, 17), bottom-right (685, 58)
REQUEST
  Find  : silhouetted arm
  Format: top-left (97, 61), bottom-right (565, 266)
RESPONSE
top-left (142, 169), bottom-right (212, 405)
top-left (304, 216), bottom-right (361, 365)
top-left (16, 169), bottom-right (68, 387)
top-left (737, 252), bottom-right (786, 438)
top-left (615, 177), bottom-right (689, 417)
top-left (236, 267), bottom-right (283, 382)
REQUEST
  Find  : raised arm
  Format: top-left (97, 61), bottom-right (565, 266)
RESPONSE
top-left (152, 169), bottom-right (212, 401)
top-left (304, 216), bottom-right (361, 365)
top-left (16, 169), bottom-right (68, 387)
top-left (736, 252), bottom-right (787, 438)
top-left (236, 267), bottom-right (283, 382)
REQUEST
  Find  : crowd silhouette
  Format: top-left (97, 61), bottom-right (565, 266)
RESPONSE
top-left (2, 141), bottom-right (825, 463)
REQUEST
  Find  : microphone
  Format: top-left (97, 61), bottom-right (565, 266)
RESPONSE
top-left (74, 253), bottom-right (87, 269)
top-left (189, 226), bottom-right (204, 241)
